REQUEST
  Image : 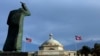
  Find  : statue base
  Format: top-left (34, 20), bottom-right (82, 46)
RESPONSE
top-left (0, 52), bottom-right (34, 56)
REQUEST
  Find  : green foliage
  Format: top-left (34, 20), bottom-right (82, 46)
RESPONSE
top-left (94, 43), bottom-right (100, 51)
top-left (77, 43), bottom-right (100, 56)
top-left (77, 45), bottom-right (90, 56)
top-left (80, 45), bottom-right (91, 56)
top-left (93, 43), bottom-right (100, 56)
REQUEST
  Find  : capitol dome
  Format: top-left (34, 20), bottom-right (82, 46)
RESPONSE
top-left (39, 33), bottom-right (64, 50)
top-left (41, 33), bottom-right (63, 46)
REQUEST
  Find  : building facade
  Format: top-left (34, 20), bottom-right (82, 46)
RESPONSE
top-left (34, 33), bottom-right (76, 56)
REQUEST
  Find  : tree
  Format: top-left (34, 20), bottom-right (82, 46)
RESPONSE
top-left (78, 45), bottom-right (91, 56)
top-left (93, 43), bottom-right (100, 56)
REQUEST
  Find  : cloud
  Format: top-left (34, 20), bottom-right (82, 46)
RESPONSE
top-left (0, 0), bottom-right (100, 51)
top-left (83, 35), bottom-right (100, 41)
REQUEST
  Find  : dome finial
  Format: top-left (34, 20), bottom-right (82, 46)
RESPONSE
top-left (49, 33), bottom-right (53, 39)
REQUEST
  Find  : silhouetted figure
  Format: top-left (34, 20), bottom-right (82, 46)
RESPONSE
top-left (3, 2), bottom-right (31, 52)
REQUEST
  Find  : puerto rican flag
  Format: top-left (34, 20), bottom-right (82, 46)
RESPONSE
top-left (75, 35), bottom-right (82, 40)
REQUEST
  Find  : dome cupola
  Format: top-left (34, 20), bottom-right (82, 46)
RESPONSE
top-left (41, 33), bottom-right (63, 46)
top-left (39, 33), bottom-right (64, 50)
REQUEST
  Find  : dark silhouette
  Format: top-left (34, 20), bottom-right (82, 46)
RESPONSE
top-left (77, 45), bottom-right (91, 56)
top-left (93, 43), bottom-right (100, 56)
top-left (3, 2), bottom-right (31, 52)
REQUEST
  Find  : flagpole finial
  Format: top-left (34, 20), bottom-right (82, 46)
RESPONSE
top-left (49, 33), bottom-right (53, 39)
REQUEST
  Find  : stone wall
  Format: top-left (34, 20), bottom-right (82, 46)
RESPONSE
top-left (0, 52), bottom-right (34, 56)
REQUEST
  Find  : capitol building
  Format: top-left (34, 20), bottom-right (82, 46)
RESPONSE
top-left (33, 33), bottom-right (76, 56)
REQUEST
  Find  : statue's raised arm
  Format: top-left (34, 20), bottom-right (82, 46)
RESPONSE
top-left (20, 2), bottom-right (31, 16)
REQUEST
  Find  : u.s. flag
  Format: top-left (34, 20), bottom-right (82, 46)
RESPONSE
top-left (26, 38), bottom-right (32, 43)
top-left (75, 35), bottom-right (82, 40)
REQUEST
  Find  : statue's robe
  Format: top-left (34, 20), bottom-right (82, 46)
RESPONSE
top-left (3, 8), bottom-right (30, 51)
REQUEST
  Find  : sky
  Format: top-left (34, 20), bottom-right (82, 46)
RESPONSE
top-left (0, 0), bottom-right (100, 51)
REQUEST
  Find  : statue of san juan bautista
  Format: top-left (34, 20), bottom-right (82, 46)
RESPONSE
top-left (3, 2), bottom-right (31, 52)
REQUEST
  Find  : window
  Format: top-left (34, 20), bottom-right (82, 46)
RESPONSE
top-left (49, 48), bottom-right (55, 50)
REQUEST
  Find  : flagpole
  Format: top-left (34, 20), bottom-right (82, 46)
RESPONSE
top-left (75, 35), bottom-right (82, 51)
top-left (25, 37), bottom-right (32, 52)
top-left (75, 40), bottom-right (80, 51)
top-left (23, 40), bottom-right (26, 52)
top-left (75, 40), bottom-right (78, 51)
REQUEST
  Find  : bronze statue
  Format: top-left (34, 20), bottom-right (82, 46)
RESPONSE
top-left (3, 2), bottom-right (31, 52)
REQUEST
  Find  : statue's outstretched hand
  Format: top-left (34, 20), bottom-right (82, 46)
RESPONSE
top-left (20, 2), bottom-right (26, 6)
top-left (20, 1), bottom-right (31, 15)
top-left (20, 2), bottom-right (27, 10)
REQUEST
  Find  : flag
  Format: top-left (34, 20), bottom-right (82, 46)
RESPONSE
top-left (75, 35), bottom-right (82, 40)
top-left (26, 38), bottom-right (32, 43)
